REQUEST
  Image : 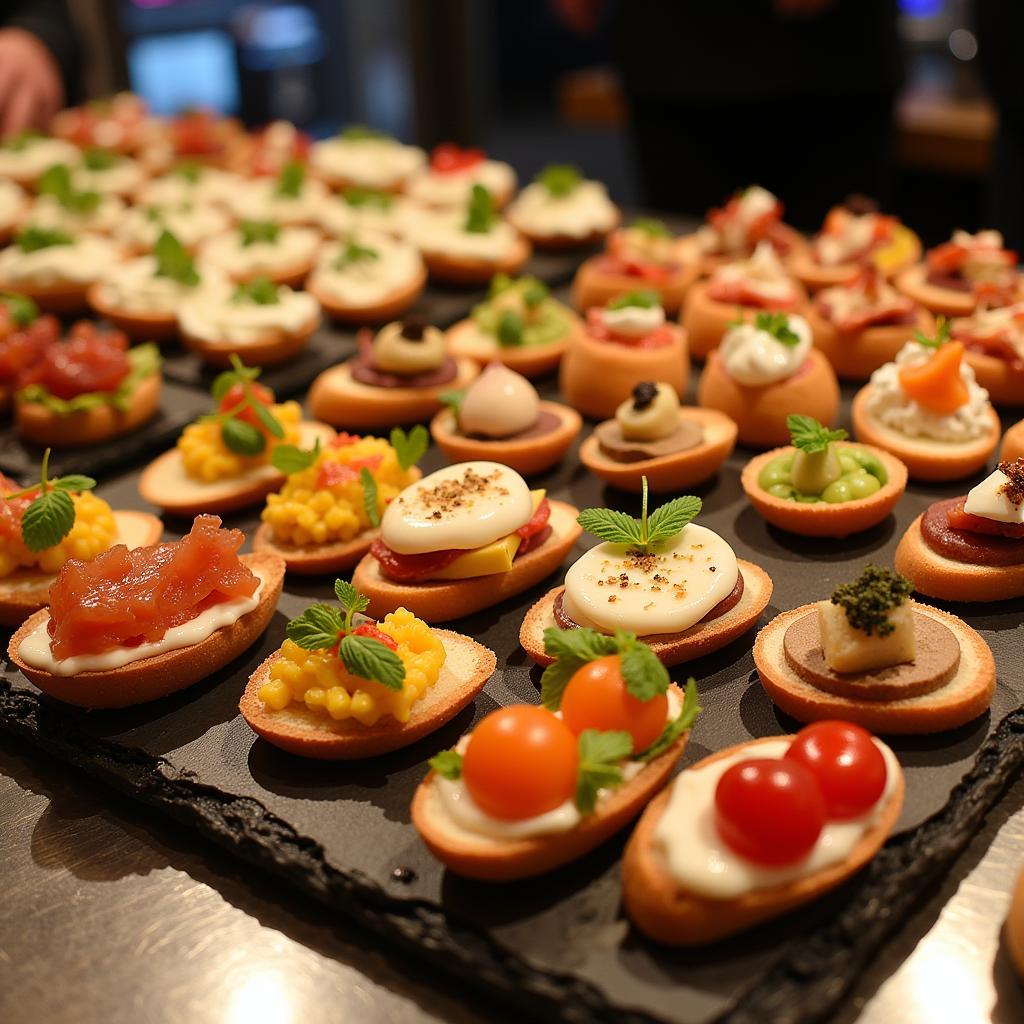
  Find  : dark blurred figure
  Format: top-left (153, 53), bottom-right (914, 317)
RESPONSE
top-left (0, 0), bottom-right (80, 135)
top-left (555, 0), bottom-right (902, 231)
top-left (975, 1), bottom-right (1024, 250)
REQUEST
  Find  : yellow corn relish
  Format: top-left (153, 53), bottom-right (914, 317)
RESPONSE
top-left (0, 491), bottom-right (117, 578)
top-left (258, 607), bottom-right (446, 726)
top-left (261, 435), bottom-right (415, 548)
top-left (177, 401), bottom-right (302, 483)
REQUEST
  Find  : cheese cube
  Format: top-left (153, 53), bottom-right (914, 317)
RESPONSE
top-left (817, 599), bottom-right (915, 673)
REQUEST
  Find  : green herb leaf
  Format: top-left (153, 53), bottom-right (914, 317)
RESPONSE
top-left (537, 164), bottom-right (581, 197)
top-left (82, 147), bottom-right (119, 171)
top-left (16, 226), bottom-right (72, 253)
top-left (429, 750), bottom-right (463, 780)
top-left (576, 507), bottom-right (644, 546)
top-left (341, 124), bottom-right (388, 141)
top-left (52, 474), bottom-right (96, 493)
top-left (787, 414), bottom-right (847, 454)
top-left (252, 400), bottom-right (285, 440)
top-left (575, 729), bottom-right (632, 813)
top-left (465, 184), bottom-right (496, 234)
top-left (270, 437), bottom-right (320, 475)
top-left (286, 603), bottom-right (345, 650)
top-left (914, 315), bottom-right (951, 350)
top-left (631, 217), bottom-right (670, 238)
top-left (389, 424), bottom-right (428, 470)
top-left (360, 466), bottom-right (380, 527)
top-left (333, 237), bottom-right (379, 270)
top-left (175, 160), bottom-right (202, 184)
top-left (522, 278), bottom-right (549, 308)
top-left (232, 277), bottom-right (280, 305)
top-left (488, 273), bottom-right (514, 298)
top-left (607, 289), bottom-right (660, 311)
top-left (334, 578), bottom-right (370, 617)
top-left (497, 309), bottom-right (524, 347)
top-left (3, 130), bottom-right (41, 151)
top-left (753, 311), bottom-right (800, 347)
top-left (0, 291), bottom-right (37, 327)
top-left (239, 219), bottom-right (280, 247)
top-left (221, 417), bottom-right (266, 456)
top-left (342, 187), bottom-right (392, 210)
top-left (211, 358), bottom-right (261, 401)
top-left (339, 633), bottom-right (405, 689)
top-left (20, 489), bottom-right (75, 553)
top-left (439, 389), bottom-right (465, 417)
top-left (646, 495), bottom-right (702, 546)
top-left (636, 678), bottom-right (701, 762)
top-left (618, 633), bottom-right (670, 702)
top-left (153, 229), bottom-right (200, 286)
top-left (37, 164), bottom-right (101, 214)
top-left (539, 626), bottom-right (619, 711)
top-left (275, 159), bottom-right (305, 198)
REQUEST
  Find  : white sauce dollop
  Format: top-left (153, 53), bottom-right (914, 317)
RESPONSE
top-left (309, 136), bottom-right (425, 190)
top-left (199, 226), bottom-right (321, 278)
top-left (406, 159), bottom-right (516, 209)
top-left (507, 179), bottom-right (618, 239)
top-left (178, 283), bottom-right (319, 345)
top-left (0, 234), bottom-right (121, 286)
top-left (601, 303), bottom-right (665, 338)
top-left (719, 314), bottom-right (812, 386)
top-left (307, 231), bottom-right (423, 307)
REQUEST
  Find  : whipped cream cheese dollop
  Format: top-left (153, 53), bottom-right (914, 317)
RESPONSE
top-left (562, 524), bottom-right (739, 636)
top-left (697, 185), bottom-right (778, 253)
top-left (601, 302), bottom-right (665, 338)
top-left (864, 341), bottom-right (991, 442)
top-left (136, 167), bottom-right (245, 209)
top-left (409, 211), bottom-right (520, 262)
top-left (709, 240), bottom-right (796, 303)
top-left (311, 231), bottom-right (424, 307)
top-left (372, 318), bottom-right (446, 373)
top-left (200, 226), bottom-right (321, 278)
top-left (406, 159), bottom-right (516, 209)
top-left (964, 463), bottom-right (1024, 523)
top-left (178, 283), bottom-right (318, 346)
top-left (0, 136), bottom-right (78, 180)
top-left (652, 738), bottom-right (899, 899)
top-left (73, 156), bottom-right (146, 197)
top-left (318, 192), bottom-right (423, 242)
top-left (381, 461), bottom-right (532, 554)
top-left (0, 178), bottom-right (25, 230)
top-left (0, 234), bottom-right (121, 286)
top-left (24, 192), bottom-right (126, 235)
top-left (719, 314), bottom-right (811, 387)
top-left (615, 381), bottom-right (679, 441)
top-left (458, 364), bottom-right (540, 438)
top-left (310, 136), bottom-right (426, 190)
top-left (228, 175), bottom-right (331, 226)
top-left (507, 179), bottom-right (617, 239)
top-left (113, 202), bottom-right (230, 252)
top-left (96, 254), bottom-right (225, 314)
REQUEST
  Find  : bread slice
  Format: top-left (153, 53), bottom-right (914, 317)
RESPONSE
top-left (8, 551), bottom-right (285, 709)
top-left (740, 441), bottom-right (908, 537)
top-left (308, 356), bottom-right (480, 430)
top-left (1002, 418), bottom-right (1024, 463)
top-left (239, 629), bottom-right (496, 759)
top-left (621, 736), bottom-right (905, 945)
top-left (570, 256), bottom-right (698, 315)
top-left (851, 387), bottom-right (1001, 481)
top-left (520, 560), bottom-right (773, 668)
top-left (411, 687), bottom-right (690, 881)
top-left (445, 316), bottom-right (582, 378)
top-left (1007, 868), bottom-right (1024, 979)
top-left (181, 314), bottom-right (319, 368)
top-left (894, 264), bottom-right (977, 317)
top-left (0, 509), bottom-right (163, 627)
top-left (894, 511), bottom-right (1024, 602)
top-left (965, 347), bottom-right (1024, 407)
top-left (351, 498), bottom-right (582, 621)
top-left (0, 278), bottom-right (93, 315)
top-left (138, 420), bottom-right (336, 517)
top-left (753, 600), bottom-right (996, 732)
top-left (86, 283), bottom-right (180, 341)
top-left (16, 371), bottom-right (161, 447)
top-left (421, 234), bottom-right (531, 286)
top-left (306, 264), bottom-right (426, 325)
top-left (429, 402), bottom-right (581, 477)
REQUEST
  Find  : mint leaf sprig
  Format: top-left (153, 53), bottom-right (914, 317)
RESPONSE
top-left (231, 277), bottom-right (280, 305)
top-left (3, 449), bottom-right (97, 552)
top-left (635, 678), bottom-right (700, 762)
top-left (576, 476), bottom-right (701, 554)
top-left (153, 229), bottom-right (199, 287)
top-left (16, 226), bottom-right (72, 253)
top-left (37, 164), bottom-right (101, 215)
top-left (390, 424), bottom-right (428, 471)
top-left (753, 311), bottom-right (800, 347)
top-left (914, 314), bottom-right (951, 350)
top-left (360, 467), bottom-right (380, 527)
top-left (284, 578), bottom-right (405, 690)
top-left (275, 159), bottom-right (305, 198)
top-left (333, 237), bottom-right (379, 271)
top-left (537, 164), bottom-right (581, 197)
top-left (787, 414), bottom-right (847, 454)
top-left (575, 729), bottom-right (633, 813)
top-left (206, 354), bottom-right (284, 456)
top-left (270, 437), bottom-right (321, 475)
top-left (607, 289), bottom-right (660, 312)
top-left (343, 187), bottom-right (392, 210)
top-left (239, 219), bottom-right (280, 247)
top-left (465, 184), bottom-right (497, 234)
top-left (428, 749), bottom-right (463, 780)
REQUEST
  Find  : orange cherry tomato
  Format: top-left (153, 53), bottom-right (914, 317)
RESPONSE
top-left (462, 705), bottom-right (578, 821)
top-left (559, 655), bottom-right (668, 754)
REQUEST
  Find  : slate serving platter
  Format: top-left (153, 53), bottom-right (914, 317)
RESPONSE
top-left (1, 351), bottom-right (1022, 1023)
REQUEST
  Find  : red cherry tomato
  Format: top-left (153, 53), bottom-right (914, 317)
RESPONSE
top-left (218, 381), bottom-right (275, 429)
top-left (559, 654), bottom-right (668, 754)
top-left (462, 705), bottom-right (578, 821)
top-left (431, 143), bottom-right (484, 173)
top-left (785, 722), bottom-right (887, 821)
top-left (714, 757), bottom-right (826, 866)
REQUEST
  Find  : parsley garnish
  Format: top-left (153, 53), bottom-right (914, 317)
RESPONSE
top-left (497, 309), bottom-right (524, 347)
top-left (239, 219), bottom-right (280, 247)
top-left (914, 315), bottom-right (951, 350)
top-left (830, 565), bottom-right (914, 638)
top-left (270, 437), bottom-right (321, 475)
top-left (153, 230), bottom-right (200, 287)
top-left (340, 124), bottom-right (389, 141)
top-left (275, 159), bottom-right (305, 198)
top-left (787, 414), bottom-right (847, 454)
top-left (360, 466), bottom-right (380, 527)
top-left (390, 424), bottom-right (428, 470)
top-left (465, 184), bottom-right (496, 234)
top-left (16, 226), bottom-right (72, 253)
top-left (631, 217), bottom-right (670, 238)
top-left (342, 187), bottom-right (392, 210)
top-left (635, 678), bottom-right (701, 762)
top-left (576, 476), bottom-right (701, 553)
top-left (428, 750), bottom-right (463, 780)
top-left (754, 311), bottom-right (800, 347)
top-left (522, 278), bottom-right (549, 308)
top-left (0, 292), bottom-right (37, 328)
top-left (333, 238), bottom-right (379, 271)
top-left (537, 164), bottom-right (581, 197)
top-left (575, 729), bottom-right (633, 813)
top-left (82, 147), bottom-right (119, 171)
top-left (607, 289), bottom-right (660, 311)
top-left (206, 354), bottom-right (284, 456)
top-left (37, 164), bottom-right (101, 214)
top-left (232, 277), bottom-right (280, 305)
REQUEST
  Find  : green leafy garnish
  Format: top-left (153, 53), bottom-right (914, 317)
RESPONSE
top-left (175, 160), bottom-right (202, 184)
top-left (16, 226), bottom-right (72, 253)
top-left (465, 184), bottom-right (497, 234)
top-left (221, 417), bottom-right (265, 455)
top-left (0, 292), bottom-right (37, 327)
top-left (205, 354), bottom-right (283, 456)
top-left (914, 315), bottom-right (951, 350)
top-left (831, 565), bottom-right (913, 638)
top-left (575, 729), bottom-right (633, 813)
top-left (275, 159), bottom-right (305, 198)
top-left (576, 477), bottom-right (702, 553)
top-left (537, 164), bottom-right (581, 197)
top-left (2, 130), bottom-right (41, 151)
top-left (342, 187), bottom-right (392, 210)
top-left (340, 124), bottom-right (388, 141)
top-left (439, 388), bottom-right (465, 420)
top-left (488, 272), bottom-right (515, 298)
top-left (753, 311), bottom-right (800, 347)
top-left (339, 632), bottom-right (404, 689)
top-left (82, 147), bottom-right (119, 171)
top-left (4, 449), bottom-right (97, 553)
top-left (153, 229), bottom-right (200, 286)
top-left (333, 237), bottom-right (379, 270)
top-left (787, 414), bottom-right (847, 454)
top-left (286, 602), bottom-right (345, 650)
top-left (232, 277), bottom-right (280, 305)
top-left (360, 466), bottom-right (380, 527)
top-left (239, 219), bottom-right (280, 247)
top-left (428, 750), bottom-right (463, 780)
top-left (636, 678), bottom-right (701, 762)
top-left (631, 217), bottom-right (670, 238)
top-left (522, 278), bottom-right (549, 309)
top-left (497, 309), bottom-right (523, 347)
top-left (607, 289), bottom-right (660, 311)
top-left (390, 424), bottom-right (428, 470)
top-left (37, 164), bottom-right (101, 214)
top-left (270, 437), bottom-right (321, 475)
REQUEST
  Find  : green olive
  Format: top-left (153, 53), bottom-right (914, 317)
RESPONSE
top-left (847, 447), bottom-right (888, 484)
top-left (795, 493), bottom-right (821, 504)
top-left (767, 482), bottom-right (796, 499)
top-left (758, 456), bottom-right (793, 490)
top-left (821, 479), bottom-right (853, 503)
top-left (838, 453), bottom-right (860, 475)
top-left (845, 471), bottom-right (882, 499)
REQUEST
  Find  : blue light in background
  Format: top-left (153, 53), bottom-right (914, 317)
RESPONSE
top-left (128, 30), bottom-right (240, 115)
top-left (900, 0), bottom-right (944, 16)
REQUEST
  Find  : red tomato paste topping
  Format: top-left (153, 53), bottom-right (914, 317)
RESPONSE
top-left (17, 322), bottom-right (131, 399)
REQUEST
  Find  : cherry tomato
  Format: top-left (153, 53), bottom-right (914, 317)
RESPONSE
top-left (714, 757), bottom-right (826, 866)
top-left (462, 705), bottom-right (578, 821)
top-left (431, 143), bottom-right (484, 173)
top-left (218, 381), bottom-right (275, 429)
top-left (785, 721), bottom-right (887, 821)
top-left (559, 655), bottom-right (667, 754)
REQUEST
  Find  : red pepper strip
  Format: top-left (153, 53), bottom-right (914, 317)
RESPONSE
top-left (318, 455), bottom-right (383, 490)
top-left (370, 539), bottom-right (467, 582)
top-left (515, 498), bottom-right (550, 539)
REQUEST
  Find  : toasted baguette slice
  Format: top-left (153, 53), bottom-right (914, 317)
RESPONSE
top-left (509, 220), bottom-right (619, 251)
top-left (240, 629), bottom-right (496, 759)
top-left (181, 314), bottom-right (319, 368)
top-left (622, 736), bottom-right (905, 945)
top-left (421, 234), bottom-right (531, 286)
top-left (16, 372), bottom-right (161, 447)
top-left (0, 509), bottom-right (163, 627)
top-left (351, 498), bottom-right (582, 621)
top-left (1002, 419), bottom-right (1024, 463)
top-left (306, 264), bottom-right (426, 325)
top-left (412, 687), bottom-right (690, 881)
top-left (851, 387), bottom-right (1001, 481)
top-left (8, 552), bottom-right (285, 708)
top-left (445, 316), bottom-right (581, 378)
top-left (965, 348), bottom-right (1024, 407)
top-left (308, 357), bottom-right (480, 429)
top-left (429, 402), bottom-right (581, 477)
top-left (520, 560), bottom-right (773, 668)
top-left (138, 420), bottom-right (336, 517)
top-left (1007, 869), bottom-right (1024, 979)
top-left (86, 283), bottom-right (180, 341)
top-left (753, 601), bottom-right (996, 733)
top-left (894, 511), bottom-right (1024, 602)
top-left (740, 442), bottom-right (908, 538)
top-left (894, 264), bottom-right (977, 317)
top-left (0, 277), bottom-right (93, 315)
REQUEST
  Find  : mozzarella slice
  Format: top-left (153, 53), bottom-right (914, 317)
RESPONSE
top-left (562, 524), bottom-right (739, 635)
top-left (964, 467), bottom-right (1024, 524)
top-left (380, 460), bottom-right (533, 555)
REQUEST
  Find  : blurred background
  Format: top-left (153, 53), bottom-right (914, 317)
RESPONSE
top-left (19, 0), bottom-right (1020, 244)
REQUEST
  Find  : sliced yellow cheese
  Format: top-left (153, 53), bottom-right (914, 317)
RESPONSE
top-left (427, 490), bottom-right (545, 580)
top-left (817, 599), bottom-right (915, 673)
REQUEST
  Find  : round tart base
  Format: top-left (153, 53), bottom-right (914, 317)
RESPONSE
top-left (787, 230), bottom-right (921, 293)
top-left (87, 283), bottom-right (180, 341)
top-left (430, 401), bottom-right (581, 476)
top-left (579, 407), bottom-right (737, 493)
top-left (894, 264), bottom-right (978, 318)
top-left (306, 265), bottom-right (426, 325)
top-left (753, 601), bottom-right (996, 733)
top-left (445, 316), bottom-right (582, 378)
top-left (509, 218), bottom-right (619, 251)
top-left (220, 256), bottom-right (316, 290)
top-left (964, 348), bottom-right (1024, 407)
top-left (519, 559), bottom-right (773, 668)
top-left (240, 630), bottom-right (496, 759)
top-left (0, 278), bottom-right (94, 315)
top-left (181, 314), bottom-right (319, 368)
top-left (421, 234), bottom-right (531, 286)
top-left (696, 347), bottom-right (840, 449)
top-left (1001, 418), bottom-right (1024, 463)
top-left (850, 386), bottom-right (1001, 481)
top-left (570, 256), bottom-right (698, 315)
top-left (1007, 869), bottom-right (1024, 980)
top-left (740, 441), bottom-right (908, 537)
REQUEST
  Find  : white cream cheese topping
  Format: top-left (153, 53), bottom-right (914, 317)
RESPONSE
top-left (112, 202), bottom-right (230, 252)
top-left (95, 255), bottom-right (225, 314)
top-left (601, 303), bottom-right (666, 337)
top-left (23, 193), bottom-right (127, 235)
top-left (308, 231), bottom-right (423, 307)
top-left (506, 179), bottom-right (618, 239)
top-left (200, 226), bottom-right (321, 277)
top-left (406, 159), bottom-right (516, 209)
top-left (0, 137), bottom-right (78, 180)
top-left (0, 178), bottom-right (26, 229)
top-left (227, 175), bottom-right (331, 226)
top-left (310, 136), bottom-right (425, 189)
top-left (719, 314), bottom-right (811, 386)
top-left (408, 211), bottom-right (520, 262)
top-left (0, 234), bottom-right (121, 286)
top-left (178, 284), bottom-right (319, 345)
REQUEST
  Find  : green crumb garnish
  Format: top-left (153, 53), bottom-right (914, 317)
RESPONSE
top-left (830, 565), bottom-right (913, 637)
